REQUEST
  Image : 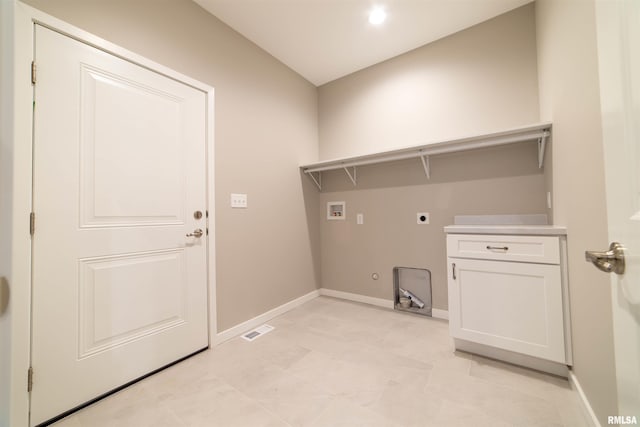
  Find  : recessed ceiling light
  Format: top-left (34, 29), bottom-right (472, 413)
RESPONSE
top-left (368, 7), bottom-right (386, 25)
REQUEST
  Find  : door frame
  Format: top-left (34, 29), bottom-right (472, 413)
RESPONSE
top-left (5, 3), bottom-right (217, 425)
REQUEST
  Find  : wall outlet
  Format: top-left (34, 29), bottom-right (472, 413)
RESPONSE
top-left (417, 212), bottom-right (429, 224)
top-left (231, 193), bottom-right (248, 208)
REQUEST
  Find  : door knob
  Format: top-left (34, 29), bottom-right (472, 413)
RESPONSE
top-left (585, 242), bottom-right (625, 274)
top-left (186, 228), bottom-right (204, 238)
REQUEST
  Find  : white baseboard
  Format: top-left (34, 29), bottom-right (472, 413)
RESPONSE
top-left (319, 288), bottom-right (449, 321)
top-left (569, 371), bottom-right (602, 427)
top-left (213, 288), bottom-right (449, 346)
top-left (319, 288), bottom-right (394, 309)
top-left (213, 289), bottom-right (320, 345)
top-left (432, 308), bottom-right (449, 320)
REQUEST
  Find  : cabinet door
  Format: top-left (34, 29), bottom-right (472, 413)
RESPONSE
top-left (448, 258), bottom-right (566, 363)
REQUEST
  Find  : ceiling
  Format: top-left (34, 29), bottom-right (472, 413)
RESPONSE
top-left (193, 0), bottom-right (533, 86)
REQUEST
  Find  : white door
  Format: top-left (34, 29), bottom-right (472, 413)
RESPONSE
top-left (30, 25), bottom-right (209, 425)
top-left (593, 0), bottom-right (640, 416)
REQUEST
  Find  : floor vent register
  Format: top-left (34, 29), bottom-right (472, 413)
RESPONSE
top-left (242, 324), bottom-right (274, 342)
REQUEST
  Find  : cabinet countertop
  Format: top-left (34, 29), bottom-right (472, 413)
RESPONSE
top-left (444, 225), bottom-right (567, 236)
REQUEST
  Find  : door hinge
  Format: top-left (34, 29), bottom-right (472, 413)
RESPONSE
top-left (31, 61), bottom-right (36, 85)
top-left (30, 212), bottom-right (35, 236)
top-left (27, 367), bottom-right (33, 392)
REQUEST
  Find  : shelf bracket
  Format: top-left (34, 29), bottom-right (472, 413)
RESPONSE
top-left (537, 135), bottom-right (547, 168)
top-left (420, 155), bottom-right (431, 179)
top-left (308, 171), bottom-right (322, 190)
top-left (343, 166), bottom-right (357, 186)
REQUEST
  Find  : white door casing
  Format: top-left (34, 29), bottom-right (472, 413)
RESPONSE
top-left (595, 0), bottom-right (640, 417)
top-left (30, 24), bottom-right (210, 425)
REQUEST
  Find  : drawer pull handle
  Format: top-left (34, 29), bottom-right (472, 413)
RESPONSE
top-left (486, 245), bottom-right (509, 251)
top-left (452, 263), bottom-right (456, 280)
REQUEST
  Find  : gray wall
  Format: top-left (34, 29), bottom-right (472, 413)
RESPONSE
top-left (536, 0), bottom-right (617, 422)
top-left (317, 4), bottom-right (547, 310)
top-left (319, 144), bottom-right (547, 309)
top-left (319, 4), bottom-right (540, 160)
top-left (21, 0), bottom-right (321, 332)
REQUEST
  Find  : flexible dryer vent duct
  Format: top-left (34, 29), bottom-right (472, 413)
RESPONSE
top-left (399, 287), bottom-right (425, 309)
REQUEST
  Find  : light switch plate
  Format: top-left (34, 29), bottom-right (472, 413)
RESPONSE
top-left (231, 193), bottom-right (247, 208)
top-left (357, 213), bottom-right (364, 225)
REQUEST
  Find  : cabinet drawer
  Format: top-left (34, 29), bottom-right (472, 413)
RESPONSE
top-left (447, 234), bottom-right (560, 264)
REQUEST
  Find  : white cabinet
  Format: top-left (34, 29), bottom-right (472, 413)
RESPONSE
top-left (446, 232), bottom-right (571, 371)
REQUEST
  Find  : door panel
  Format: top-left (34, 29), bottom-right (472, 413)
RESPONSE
top-left (31, 25), bottom-right (209, 425)
top-left (80, 64), bottom-right (185, 226)
top-left (595, 0), bottom-right (640, 416)
top-left (78, 250), bottom-right (187, 359)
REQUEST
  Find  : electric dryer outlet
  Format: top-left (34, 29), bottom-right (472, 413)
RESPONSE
top-left (417, 213), bottom-right (430, 224)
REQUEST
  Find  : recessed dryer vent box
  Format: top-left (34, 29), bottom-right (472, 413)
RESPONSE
top-left (393, 267), bottom-right (432, 317)
top-left (327, 201), bottom-right (345, 220)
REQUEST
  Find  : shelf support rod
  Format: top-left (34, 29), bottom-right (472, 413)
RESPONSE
top-left (420, 154), bottom-right (431, 179)
top-left (308, 171), bottom-right (322, 190)
top-left (343, 166), bottom-right (357, 186)
top-left (538, 133), bottom-right (548, 168)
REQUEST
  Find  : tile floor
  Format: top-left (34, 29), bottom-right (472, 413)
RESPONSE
top-left (53, 296), bottom-right (589, 427)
